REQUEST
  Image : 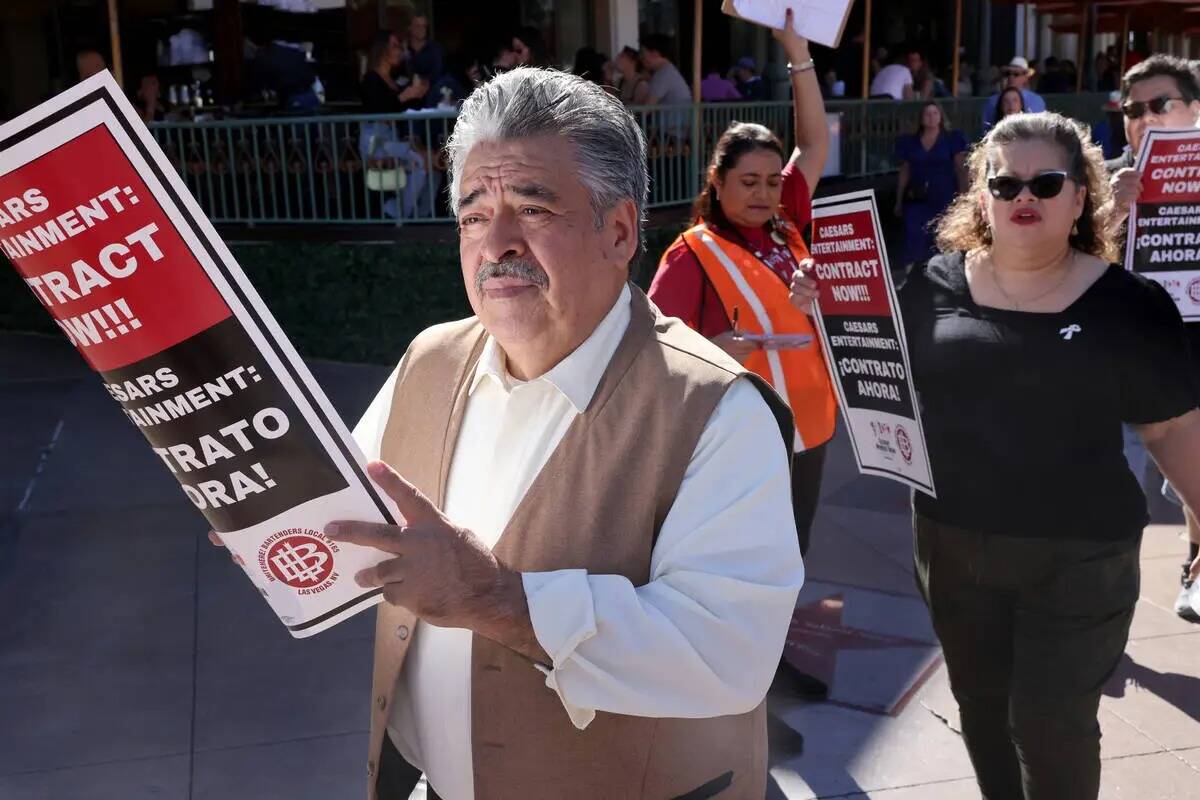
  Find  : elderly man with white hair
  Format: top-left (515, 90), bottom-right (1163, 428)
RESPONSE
top-left (327, 66), bottom-right (806, 800)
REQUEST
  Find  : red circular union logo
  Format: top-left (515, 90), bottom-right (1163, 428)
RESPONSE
top-left (895, 425), bottom-right (913, 465)
top-left (265, 534), bottom-right (334, 589)
top-left (1188, 277), bottom-right (1200, 305)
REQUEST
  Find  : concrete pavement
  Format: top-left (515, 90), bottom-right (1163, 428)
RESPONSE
top-left (1, 330), bottom-right (1197, 800)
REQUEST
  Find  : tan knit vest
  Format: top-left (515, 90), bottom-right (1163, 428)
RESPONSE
top-left (366, 285), bottom-right (793, 800)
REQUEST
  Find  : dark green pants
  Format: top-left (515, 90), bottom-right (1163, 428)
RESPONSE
top-left (913, 515), bottom-right (1139, 800)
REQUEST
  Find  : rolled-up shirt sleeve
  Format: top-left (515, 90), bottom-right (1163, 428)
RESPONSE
top-left (522, 378), bottom-right (804, 728)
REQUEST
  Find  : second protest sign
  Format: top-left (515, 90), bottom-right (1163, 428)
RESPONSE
top-left (809, 189), bottom-right (935, 495)
top-left (1127, 126), bottom-right (1200, 321)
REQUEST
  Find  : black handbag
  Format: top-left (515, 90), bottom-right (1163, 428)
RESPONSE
top-left (903, 180), bottom-right (930, 203)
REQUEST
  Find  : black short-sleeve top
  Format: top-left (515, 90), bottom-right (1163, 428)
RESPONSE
top-left (899, 251), bottom-right (1200, 541)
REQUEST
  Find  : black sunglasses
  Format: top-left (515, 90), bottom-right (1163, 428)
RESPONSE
top-left (1121, 95), bottom-right (1187, 119)
top-left (986, 171), bottom-right (1072, 201)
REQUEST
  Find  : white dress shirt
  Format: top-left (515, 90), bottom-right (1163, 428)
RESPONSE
top-left (352, 284), bottom-right (803, 800)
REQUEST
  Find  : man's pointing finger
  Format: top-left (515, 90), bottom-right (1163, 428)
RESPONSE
top-left (324, 520), bottom-right (405, 554)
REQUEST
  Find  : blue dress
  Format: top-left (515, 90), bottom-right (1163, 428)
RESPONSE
top-left (896, 130), bottom-right (967, 266)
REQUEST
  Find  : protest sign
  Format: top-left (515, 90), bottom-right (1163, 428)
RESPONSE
top-left (809, 190), bottom-right (935, 495)
top-left (0, 72), bottom-right (395, 637)
top-left (1126, 127), bottom-right (1200, 321)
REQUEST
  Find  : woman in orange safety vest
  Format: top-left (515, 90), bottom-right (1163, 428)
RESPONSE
top-left (648, 10), bottom-right (836, 700)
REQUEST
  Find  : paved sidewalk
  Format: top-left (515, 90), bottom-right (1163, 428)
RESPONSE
top-left (1, 330), bottom-right (1197, 800)
top-left (767, 437), bottom-right (1200, 799)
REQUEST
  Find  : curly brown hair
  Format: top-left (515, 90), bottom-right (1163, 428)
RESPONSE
top-left (935, 111), bottom-right (1117, 261)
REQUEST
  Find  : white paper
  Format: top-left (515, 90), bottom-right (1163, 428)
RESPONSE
top-left (733, 332), bottom-right (813, 347)
top-left (724, 0), bottom-right (855, 49)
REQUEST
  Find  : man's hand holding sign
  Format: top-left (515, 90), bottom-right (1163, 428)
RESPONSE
top-left (210, 457), bottom-right (550, 662)
top-left (326, 460), bottom-right (548, 663)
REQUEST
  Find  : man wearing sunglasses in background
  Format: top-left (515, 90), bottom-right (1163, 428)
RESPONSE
top-left (982, 56), bottom-right (1046, 127)
top-left (1105, 53), bottom-right (1200, 623)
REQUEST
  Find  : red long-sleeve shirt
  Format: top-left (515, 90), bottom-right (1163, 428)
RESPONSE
top-left (648, 163), bottom-right (811, 337)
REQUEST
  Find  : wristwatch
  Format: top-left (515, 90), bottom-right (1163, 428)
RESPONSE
top-left (787, 60), bottom-right (816, 75)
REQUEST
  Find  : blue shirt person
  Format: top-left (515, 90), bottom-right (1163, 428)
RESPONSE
top-left (895, 102), bottom-right (968, 265)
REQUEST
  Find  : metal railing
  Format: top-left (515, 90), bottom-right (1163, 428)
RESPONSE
top-left (148, 93), bottom-right (1110, 226)
top-left (825, 92), bottom-right (1110, 178)
top-left (150, 112), bottom-right (457, 225)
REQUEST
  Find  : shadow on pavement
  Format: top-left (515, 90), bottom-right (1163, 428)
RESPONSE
top-left (1103, 651), bottom-right (1200, 724)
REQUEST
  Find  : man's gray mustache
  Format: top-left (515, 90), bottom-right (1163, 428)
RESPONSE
top-left (474, 259), bottom-right (549, 294)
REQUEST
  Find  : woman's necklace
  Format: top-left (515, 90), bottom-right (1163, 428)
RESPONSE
top-left (988, 249), bottom-right (1077, 311)
top-left (730, 219), bottom-right (785, 258)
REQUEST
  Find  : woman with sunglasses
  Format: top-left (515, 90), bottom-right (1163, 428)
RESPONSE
top-left (1102, 54), bottom-right (1200, 625)
top-left (793, 111), bottom-right (1200, 799)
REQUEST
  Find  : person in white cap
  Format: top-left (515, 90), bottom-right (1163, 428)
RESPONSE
top-left (982, 56), bottom-right (1046, 126)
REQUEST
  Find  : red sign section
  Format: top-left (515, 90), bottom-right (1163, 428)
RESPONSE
top-left (1136, 136), bottom-right (1200, 205)
top-left (810, 209), bottom-right (892, 317)
top-left (263, 532), bottom-right (336, 591)
top-left (0, 124), bottom-right (230, 371)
